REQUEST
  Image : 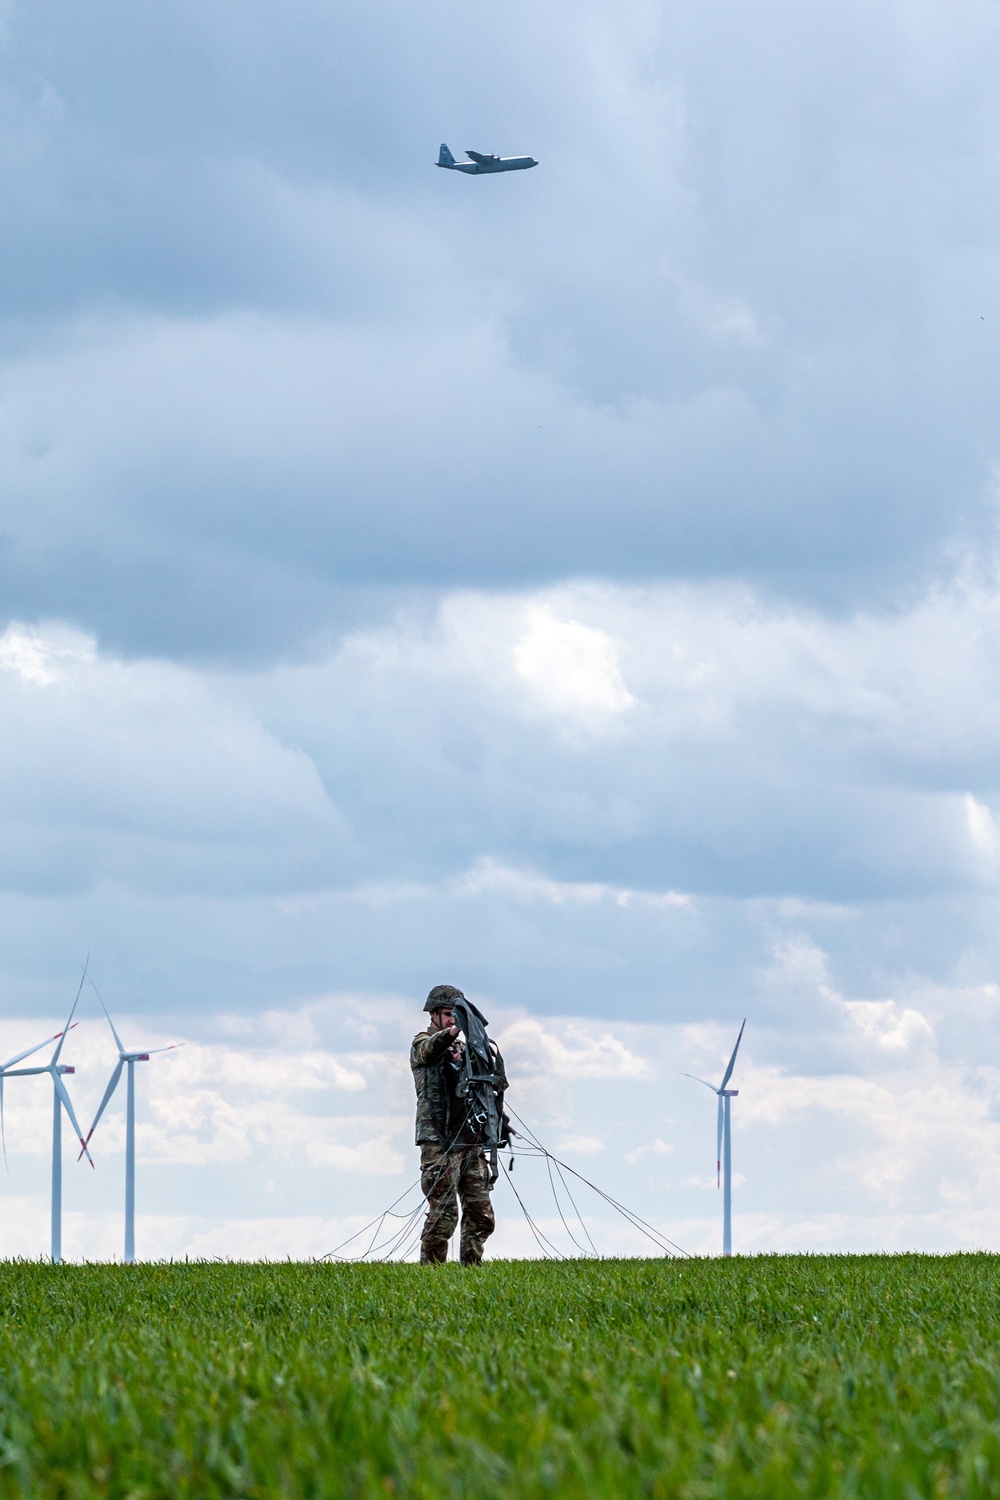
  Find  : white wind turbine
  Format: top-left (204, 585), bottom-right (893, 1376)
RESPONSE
top-left (2, 980), bottom-right (94, 1263)
top-left (80, 994), bottom-right (179, 1263)
top-left (685, 1019), bottom-right (746, 1258)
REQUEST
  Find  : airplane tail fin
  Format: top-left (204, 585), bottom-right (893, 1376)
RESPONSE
top-left (437, 143), bottom-right (456, 167)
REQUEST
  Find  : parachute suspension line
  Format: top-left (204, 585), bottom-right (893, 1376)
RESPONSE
top-left (318, 1099), bottom-right (481, 1263)
top-left (360, 1200), bottom-right (413, 1260)
top-left (318, 1180), bottom-right (424, 1261)
top-left (505, 1106), bottom-right (692, 1259)
top-left (551, 1155), bottom-right (600, 1258)
top-left (498, 1156), bottom-right (565, 1260)
top-left (374, 1205), bottom-right (426, 1263)
top-left (512, 1140), bottom-right (689, 1258)
top-left (511, 1135), bottom-right (690, 1258)
top-left (367, 1193), bottom-right (428, 1262)
top-left (544, 1153), bottom-right (593, 1257)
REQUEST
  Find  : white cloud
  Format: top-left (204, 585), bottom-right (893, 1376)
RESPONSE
top-left (841, 1000), bottom-right (934, 1054)
top-left (555, 1135), bottom-right (605, 1154)
top-left (965, 794), bottom-right (1000, 864)
top-left (0, 623), bottom-right (92, 686)
top-left (625, 1138), bottom-right (674, 1165)
top-left (456, 857), bottom-right (690, 910)
top-left (513, 605), bottom-right (636, 716)
top-left (170, 1043), bottom-right (368, 1095)
top-left (497, 1018), bottom-right (653, 1081)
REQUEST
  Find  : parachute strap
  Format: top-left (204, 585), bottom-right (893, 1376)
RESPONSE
top-left (449, 997), bottom-right (506, 1158)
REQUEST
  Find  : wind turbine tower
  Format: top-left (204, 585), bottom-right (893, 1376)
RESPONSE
top-left (82, 994), bottom-right (178, 1263)
top-left (686, 1019), bottom-right (746, 1257)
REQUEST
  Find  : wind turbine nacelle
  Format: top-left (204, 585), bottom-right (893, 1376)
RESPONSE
top-left (138, 1054), bottom-right (150, 1062)
top-left (63, 1066), bottom-right (75, 1074)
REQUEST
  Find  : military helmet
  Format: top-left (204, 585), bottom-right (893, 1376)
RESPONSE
top-left (424, 984), bottom-right (465, 1013)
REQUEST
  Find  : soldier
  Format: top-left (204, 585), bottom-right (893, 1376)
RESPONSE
top-left (411, 983), bottom-right (507, 1265)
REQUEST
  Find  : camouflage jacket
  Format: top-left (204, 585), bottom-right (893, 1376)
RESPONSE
top-left (410, 1027), bottom-right (462, 1146)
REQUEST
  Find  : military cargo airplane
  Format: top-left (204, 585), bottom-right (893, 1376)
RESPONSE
top-left (436, 144), bottom-right (538, 174)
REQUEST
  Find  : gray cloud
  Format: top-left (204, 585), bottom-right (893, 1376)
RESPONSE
top-left (0, 0), bottom-right (997, 654)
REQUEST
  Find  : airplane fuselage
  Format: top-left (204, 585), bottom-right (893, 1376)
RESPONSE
top-left (446, 156), bottom-right (537, 174)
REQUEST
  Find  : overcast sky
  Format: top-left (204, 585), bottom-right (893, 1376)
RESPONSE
top-left (0, 0), bottom-right (999, 1259)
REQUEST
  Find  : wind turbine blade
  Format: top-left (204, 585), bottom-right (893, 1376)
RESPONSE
top-left (79, 1060), bottom-right (124, 1158)
top-left (87, 975), bottom-right (127, 1056)
top-left (0, 1027), bottom-right (74, 1071)
top-left (682, 1073), bottom-right (722, 1093)
top-left (138, 1043), bottom-right (183, 1056)
top-left (52, 1073), bottom-right (94, 1168)
top-left (52, 962), bottom-right (89, 1066)
top-left (716, 1095), bottom-right (724, 1188)
top-left (719, 1019), bottom-right (747, 1092)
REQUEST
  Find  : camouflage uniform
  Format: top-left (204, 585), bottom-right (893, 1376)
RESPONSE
top-left (418, 1140), bottom-right (495, 1265)
top-left (410, 1024), bottom-right (498, 1265)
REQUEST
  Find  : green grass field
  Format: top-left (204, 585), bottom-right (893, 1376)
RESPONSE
top-left (0, 1254), bottom-right (998, 1497)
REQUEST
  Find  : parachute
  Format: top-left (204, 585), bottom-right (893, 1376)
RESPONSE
top-left (449, 995), bottom-right (508, 1182)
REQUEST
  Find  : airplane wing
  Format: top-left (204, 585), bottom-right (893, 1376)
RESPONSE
top-left (465, 150), bottom-right (493, 163)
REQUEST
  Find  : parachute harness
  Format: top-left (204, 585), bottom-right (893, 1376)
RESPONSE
top-left (448, 997), bottom-right (508, 1185)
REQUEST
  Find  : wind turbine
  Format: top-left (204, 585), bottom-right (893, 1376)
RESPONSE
top-left (4, 980), bottom-right (94, 1263)
top-left (81, 995), bottom-right (179, 1263)
top-left (685, 1020), bottom-right (746, 1257)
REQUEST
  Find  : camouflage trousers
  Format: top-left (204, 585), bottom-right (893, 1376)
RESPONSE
top-left (419, 1142), bottom-right (495, 1265)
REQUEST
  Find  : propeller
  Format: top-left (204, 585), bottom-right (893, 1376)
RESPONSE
top-left (79, 1057), bottom-right (124, 1157)
top-left (720, 1019), bottom-right (746, 1092)
top-left (52, 962), bottom-right (89, 1069)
